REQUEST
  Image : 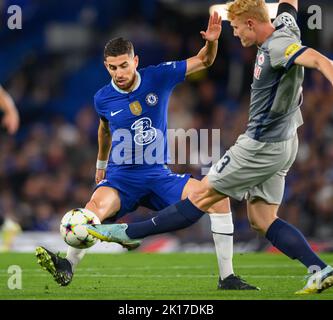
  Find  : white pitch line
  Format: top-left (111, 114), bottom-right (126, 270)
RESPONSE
top-left (7, 273), bottom-right (303, 279)
top-left (0, 264), bottom-right (307, 273)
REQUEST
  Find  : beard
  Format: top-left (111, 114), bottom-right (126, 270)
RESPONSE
top-left (116, 73), bottom-right (137, 91)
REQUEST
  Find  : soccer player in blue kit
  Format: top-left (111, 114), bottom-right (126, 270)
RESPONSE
top-left (36, 12), bottom-right (258, 290)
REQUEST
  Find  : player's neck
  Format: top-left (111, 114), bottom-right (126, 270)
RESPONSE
top-left (256, 23), bottom-right (275, 46)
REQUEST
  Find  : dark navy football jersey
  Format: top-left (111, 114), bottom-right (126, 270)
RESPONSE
top-left (94, 60), bottom-right (186, 169)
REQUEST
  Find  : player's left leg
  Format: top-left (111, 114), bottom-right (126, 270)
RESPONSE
top-left (182, 178), bottom-right (233, 278)
top-left (247, 199), bottom-right (333, 294)
top-left (182, 177), bottom-right (258, 290)
top-left (244, 134), bottom-right (333, 294)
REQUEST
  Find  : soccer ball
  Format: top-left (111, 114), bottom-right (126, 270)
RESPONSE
top-left (60, 208), bottom-right (101, 249)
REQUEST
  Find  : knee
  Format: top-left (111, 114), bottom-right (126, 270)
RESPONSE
top-left (85, 198), bottom-right (114, 222)
top-left (249, 221), bottom-right (264, 234)
top-left (188, 187), bottom-right (207, 207)
top-left (188, 189), bottom-right (204, 204)
top-left (248, 216), bottom-right (277, 235)
top-left (248, 217), bottom-right (267, 235)
top-left (208, 198), bottom-right (230, 213)
top-left (188, 186), bottom-right (223, 212)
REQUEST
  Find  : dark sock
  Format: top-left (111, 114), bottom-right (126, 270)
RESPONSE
top-left (126, 199), bottom-right (205, 239)
top-left (266, 218), bottom-right (327, 270)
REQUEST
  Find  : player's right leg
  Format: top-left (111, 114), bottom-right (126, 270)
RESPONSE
top-left (36, 186), bottom-right (121, 286)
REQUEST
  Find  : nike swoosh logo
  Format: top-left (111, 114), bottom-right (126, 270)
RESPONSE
top-left (111, 109), bottom-right (124, 117)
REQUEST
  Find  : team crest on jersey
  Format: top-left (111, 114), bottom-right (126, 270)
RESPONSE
top-left (257, 53), bottom-right (265, 66)
top-left (129, 101), bottom-right (142, 116)
top-left (145, 93), bottom-right (158, 106)
top-left (254, 65), bottom-right (262, 80)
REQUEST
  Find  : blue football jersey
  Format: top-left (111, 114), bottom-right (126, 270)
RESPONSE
top-left (94, 60), bottom-right (186, 168)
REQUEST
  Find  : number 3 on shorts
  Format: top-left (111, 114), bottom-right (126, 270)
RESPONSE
top-left (217, 155), bottom-right (231, 173)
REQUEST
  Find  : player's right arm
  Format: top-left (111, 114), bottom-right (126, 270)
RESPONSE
top-left (0, 85), bottom-right (19, 134)
top-left (186, 11), bottom-right (222, 76)
top-left (95, 119), bottom-right (112, 184)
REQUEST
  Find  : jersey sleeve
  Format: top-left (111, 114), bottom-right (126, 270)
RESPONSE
top-left (269, 34), bottom-right (308, 70)
top-left (94, 93), bottom-right (108, 122)
top-left (273, 12), bottom-right (300, 38)
top-left (276, 3), bottom-right (297, 21)
top-left (154, 60), bottom-right (187, 88)
top-left (269, 11), bottom-right (308, 70)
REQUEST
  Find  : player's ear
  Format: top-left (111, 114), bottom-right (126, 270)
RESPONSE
top-left (247, 19), bottom-right (255, 30)
top-left (133, 55), bottom-right (139, 68)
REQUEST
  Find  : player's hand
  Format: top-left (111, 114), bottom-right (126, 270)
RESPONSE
top-left (95, 169), bottom-right (106, 184)
top-left (2, 108), bottom-right (19, 134)
top-left (200, 11), bottom-right (222, 42)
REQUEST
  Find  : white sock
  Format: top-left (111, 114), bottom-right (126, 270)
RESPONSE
top-left (65, 247), bottom-right (87, 271)
top-left (210, 212), bottom-right (234, 280)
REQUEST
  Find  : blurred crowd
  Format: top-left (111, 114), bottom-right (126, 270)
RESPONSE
top-left (1, 1), bottom-right (333, 243)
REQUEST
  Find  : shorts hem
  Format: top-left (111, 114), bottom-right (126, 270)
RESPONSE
top-left (208, 177), bottom-right (244, 202)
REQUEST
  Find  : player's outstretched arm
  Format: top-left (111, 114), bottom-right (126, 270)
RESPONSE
top-left (0, 85), bottom-right (19, 134)
top-left (278, 0), bottom-right (298, 11)
top-left (186, 11), bottom-right (222, 76)
top-left (294, 49), bottom-right (333, 86)
top-left (95, 119), bottom-right (112, 184)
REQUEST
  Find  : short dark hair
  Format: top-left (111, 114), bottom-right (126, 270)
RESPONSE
top-left (104, 37), bottom-right (134, 60)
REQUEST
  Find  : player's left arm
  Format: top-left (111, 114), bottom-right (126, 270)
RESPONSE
top-left (294, 48), bottom-right (333, 86)
top-left (186, 11), bottom-right (222, 76)
top-left (0, 85), bottom-right (19, 134)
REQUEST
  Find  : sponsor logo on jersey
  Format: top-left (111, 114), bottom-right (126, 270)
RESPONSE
top-left (145, 93), bottom-right (158, 106)
top-left (129, 101), bottom-right (142, 116)
top-left (285, 43), bottom-right (301, 58)
top-left (254, 65), bottom-right (262, 80)
top-left (131, 117), bottom-right (157, 145)
top-left (257, 53), bottom-right (265, 66)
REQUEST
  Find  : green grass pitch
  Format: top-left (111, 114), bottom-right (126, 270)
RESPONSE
top-left (0, 252), bottom-right (333, 300)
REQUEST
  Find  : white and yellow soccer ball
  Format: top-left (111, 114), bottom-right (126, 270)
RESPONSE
top-left (60, 208), bottom-right (101, 249)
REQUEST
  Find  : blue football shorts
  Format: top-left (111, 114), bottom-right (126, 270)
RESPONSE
top-left (95, 164), bottom-right (191, 220)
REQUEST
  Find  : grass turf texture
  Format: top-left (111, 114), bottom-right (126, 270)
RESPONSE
top-left (0, 252), bottom-right (332, 300)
